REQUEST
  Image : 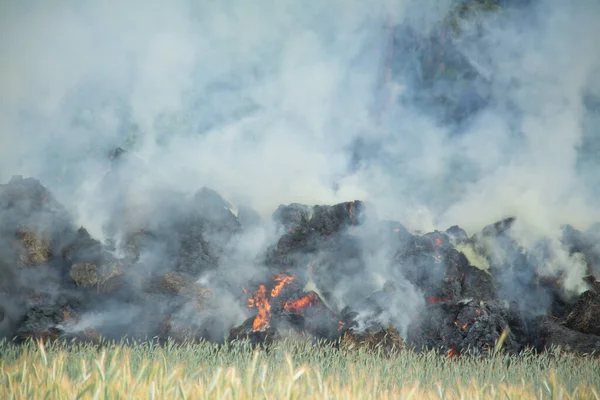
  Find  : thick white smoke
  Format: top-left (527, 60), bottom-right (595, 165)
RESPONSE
top-left (2, 0), bottom-right (598, 231)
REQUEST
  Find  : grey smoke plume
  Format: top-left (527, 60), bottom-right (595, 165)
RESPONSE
top-left (1, 0), bottom-right (600, 338)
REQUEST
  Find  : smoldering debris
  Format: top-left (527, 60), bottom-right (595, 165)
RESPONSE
top-left (0, 176), bottom-right (599, 357)
top-left (537, 317), bottom-right (600, 355)
top-left (563, 279), bottom-right (600, 336)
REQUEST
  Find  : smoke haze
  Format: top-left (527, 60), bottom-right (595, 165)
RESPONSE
top-left (1, 0), bottom-right (600, 340)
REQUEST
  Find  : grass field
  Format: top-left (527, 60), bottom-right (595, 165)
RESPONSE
top-left (0, 339), bottom-right (599, 399)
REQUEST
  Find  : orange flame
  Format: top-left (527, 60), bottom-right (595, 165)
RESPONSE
top-left (284, 292), bottom-right (320, 313)
top-left (248, 285), bottom-right (271, 332)
top-left (338, 321), bottom-right (345, 331)
top-left (461, 322), bottom-right (468, 332)
top-left (448, 347), bottom-right (459, 358)
top-left (270, 275), bottom-right (296, 298)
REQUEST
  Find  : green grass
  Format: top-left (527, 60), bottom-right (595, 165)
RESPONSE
top-left (0, 339), bottom-right (599, 399)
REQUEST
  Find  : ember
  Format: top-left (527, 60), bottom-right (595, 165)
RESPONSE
top-left (448, 347), bottom-right (459, 358)
top-left (426, 296), bottom-right (453, 304)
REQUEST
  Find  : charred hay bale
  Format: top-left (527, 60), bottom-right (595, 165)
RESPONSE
top-left (15, 327), bottom-right (63, 344)
top-left (563, 282), bottom-right (600, 336)
top-left (0, 177), bottom-right (72, 242)
top-left (147, 272), bottom-right (214, 310)
top-left (0, 176), bottom-right (67, 216)
top-left (458, 265), bottom-right (496, 301)
top-left (61, 227), bottom-right (105, 264)
top-left (70, 263), bottom-right (98, 285)
top-left (160, 314), bottom-right (230, 344)
top-left (70, 262), bottom-right (123, 293)
top-left (177, 222), bottom-right (222, 275)
top-left (0, 176), bottom-right (77, 273)
top-left (395, 235), bottom-right (454, 298)
top-left (228, 316), bottom-right (278, 347)
top-left (81, 328), bottom-right (101, 343)
top-left (272, 203), bottom-right (312, 231)
top-left (538, 317), bottom-right (600, 356)
top-left (309, 201), bottom-right (363, 235)
top-left (175, 189), bottom-right (241, 275)
top-left (266, 201), bottom-right (364, 270)
top-left (340, 325), bottom-right (405, 355)
top-left (15, 296), bottom-right (82, 342)
top-left (192, 187), bottom-right (239, 226)
top-left (406, 300), bottom-right (520, 356)
top-left (160, 319), bottom-right (195, 343)
top-left (62, 327), bottom-right (103, 344)
top-left (481, 217), bottom-right (516, 238)
top-left (445, 225), bottom-right (468, 243)
top-left (561, 225), bottom-right (600, 277)
top-left (15, 228), bottom-right (52, 267)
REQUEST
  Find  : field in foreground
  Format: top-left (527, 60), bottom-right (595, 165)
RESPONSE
top-left (0, 340), bottom-right (599, 399)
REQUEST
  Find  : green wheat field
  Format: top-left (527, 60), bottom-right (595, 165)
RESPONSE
top-left (0, 339), bottom-right (599, 399)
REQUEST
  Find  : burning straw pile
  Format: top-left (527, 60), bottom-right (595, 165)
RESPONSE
top-left (1, 174), bottom-right (600, 358)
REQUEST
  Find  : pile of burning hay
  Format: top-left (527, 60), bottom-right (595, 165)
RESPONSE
top-left (1, 174), bottom-right (600, 357)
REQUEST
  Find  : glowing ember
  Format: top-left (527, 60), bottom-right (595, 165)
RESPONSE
top-left (426, 296), bottom-right (452, 304)
top-left (248, 285), bottom-right (271, 332)
top-left (448, 347), bottom-right (459, 358)
top-left (461, 322), bottom-right (468, 331)
top-left (270, 275), bottom-right (296, 297)
top-left (435, 238), bottom-right (442, 246)
top-left (284, 292), bottom-right (320, 313)
top-left (338, 321), bottom-right (345, 331)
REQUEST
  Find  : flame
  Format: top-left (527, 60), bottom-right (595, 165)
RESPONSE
top-left (448, 347), bottom-right (459, 358)
top-left (270, 275), bottom-right (296, 298)
top-left (435, 238), bottom-right (442, 246)
top-left (248, 285), bottom-right (271, 332)
top-left (338, 321), bottom-right (345, 331)
top-left (461, 322), bottom-right (468, 331)
top-left (284, 292), bottom-right (320, 313)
